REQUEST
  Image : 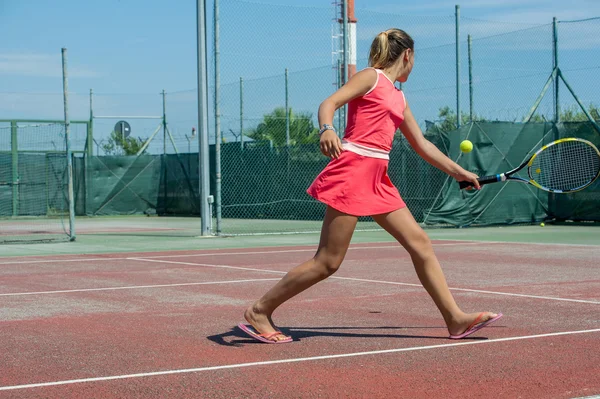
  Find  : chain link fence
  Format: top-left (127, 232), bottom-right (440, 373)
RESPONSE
top-left (0, 123), bottom-right (72, 242)
top-left (2, 1), bottom-right (599, 237)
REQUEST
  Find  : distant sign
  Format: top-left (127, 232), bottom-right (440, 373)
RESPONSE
top-left (114, 121), bottom-right (131, 138)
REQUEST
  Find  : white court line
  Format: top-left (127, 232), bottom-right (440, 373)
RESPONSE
top-left (3, 255), bottom-right (598, 304)
top-left (2, 238), bottom-right (595, 265)
top-left (131, 258), bottom-right (600, 305)
top-left (0, 245), bottom-right (403, 265)
top-left (133, 242), bottom-right (481, 260)
top-left (128, 258), bottom-right (288, 275)
top-left (0, 246), bottom-right (400, 265)
top-left (332, 276), bottom-right (600, 305)
top-left (0, 256), bottom-right (129, 265)
top-left (1, 328), bottom-right (599, 391)
top-left (0, 278), bottom-right (280, 297)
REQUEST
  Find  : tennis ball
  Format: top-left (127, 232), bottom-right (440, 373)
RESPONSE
top-left (460, 140), bottom-right (473, 153)
top-left (540, 222), bottom-right (545, 227)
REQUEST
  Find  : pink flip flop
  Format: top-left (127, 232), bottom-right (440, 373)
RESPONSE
top-left (449, 313), bottom-right (503, 339)
top-left (238, 323), bottom-right (293, 344)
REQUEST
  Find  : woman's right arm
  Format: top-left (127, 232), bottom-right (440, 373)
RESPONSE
top-left (318, 69), bottom-right (377, 159)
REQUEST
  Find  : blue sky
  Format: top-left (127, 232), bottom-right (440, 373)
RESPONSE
top-left (1, 0), bottom-right (599, 153)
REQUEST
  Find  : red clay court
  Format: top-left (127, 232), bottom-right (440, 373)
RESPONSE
top-left (1, 226), bottom-right (599, 398)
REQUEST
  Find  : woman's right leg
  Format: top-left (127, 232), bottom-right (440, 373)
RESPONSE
top-left (244, 206), bottom-right (358, 341)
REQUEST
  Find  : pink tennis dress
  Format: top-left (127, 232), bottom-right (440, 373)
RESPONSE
top-left (307, 68), bottom-right (407, 216)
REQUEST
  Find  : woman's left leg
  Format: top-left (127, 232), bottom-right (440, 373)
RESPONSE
top-left (372, 207), bottom-right (500, 336)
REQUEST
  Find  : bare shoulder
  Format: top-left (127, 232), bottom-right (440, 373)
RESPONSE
top-left (344, 68), bottom-right (378, 96)
top-left (327, 68), bottom-right (380, 106)
top-left (352, 68), bottom-right (378, 84)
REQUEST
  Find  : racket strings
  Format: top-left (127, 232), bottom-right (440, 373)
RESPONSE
top-left (529, 140), bottom-right (600, 191)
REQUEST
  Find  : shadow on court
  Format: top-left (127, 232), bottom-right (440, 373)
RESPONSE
top-left (206, 325), bottom-right (496, 346)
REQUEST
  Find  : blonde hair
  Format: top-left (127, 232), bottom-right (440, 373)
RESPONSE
top-left (369, 29), bottom-right (414, 69)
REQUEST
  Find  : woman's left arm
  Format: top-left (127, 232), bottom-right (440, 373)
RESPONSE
top-left (399, 104), bottom-right (481, 189)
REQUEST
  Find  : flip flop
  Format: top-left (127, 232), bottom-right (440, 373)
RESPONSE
top-left (238, 323), bottom-right (293, 344)
top-left (449, 312), bottom-right (503, 339)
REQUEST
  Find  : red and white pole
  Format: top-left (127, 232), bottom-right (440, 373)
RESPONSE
top-left (339, 0), bottom-right (357, 81)
top-left (338, 0), bottom-right (357, 82)
top-left (347, 0), bottom-right (357, 79)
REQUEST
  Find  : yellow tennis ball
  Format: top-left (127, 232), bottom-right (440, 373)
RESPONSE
top-left (540, 222), bottom-right (545, 227)
top-left (460, 140), bottom-right (473, 153)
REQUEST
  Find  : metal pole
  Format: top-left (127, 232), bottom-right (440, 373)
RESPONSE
top-left (558, 70), bottom-right (600, 134)
top-left (523, 69), bottom-right (557, 123)
top-left (87, 89), bottom-right (93, 216)
top-left (337, 58), bottom-right (342, 137)
top-left (214, 0), bottom-right (222, 235)
top-left (455, 5), bottom-right (461, 129)
top-left (343, 0), bottom-right (349, 134)
top-left (162, 89), bottom-right (167, 154)
top-left (62, 48), bottom-right (76, 241)
top-left (10, 121), bottom-right (18, 216)
top-left (88, 89), bottom-right (94, 156)
top-left (468, 34), bottom-right (473, 122)
top-left (162, 89), bottom-right (167, 214)
top-left (197, 0), bottom-right (211, 236)
top-left (553, 17), bottom-right (559, 123)
top-left (285, 68), bottom-right (290, 146)
top-left (240, 77), bottom-right (244, 149)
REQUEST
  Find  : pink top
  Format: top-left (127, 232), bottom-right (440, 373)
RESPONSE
top-left (343, 68), bottom-right (407, 152)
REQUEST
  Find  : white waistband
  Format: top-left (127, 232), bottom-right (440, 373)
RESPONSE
top-left (342, 140), bottom-right (390, 160)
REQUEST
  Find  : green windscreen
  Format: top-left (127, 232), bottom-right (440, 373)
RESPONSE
top-left (0, 123), bottom-right (70, 243)
top-left (59, 121), bottom-right (598, 236)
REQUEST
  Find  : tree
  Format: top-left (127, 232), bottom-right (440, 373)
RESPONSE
top-left (399, 106), bottom-right (487, 139)
top-left (394, 103), bottom-right (600, 141)
top-left (247, 107), bottom-right (319, 147)
top-left (101, 130), bottom-right (147, 156)
top-left (530, 104), bottom-right (600, 122)
top-left (434, 106), bottom-right (487, 132)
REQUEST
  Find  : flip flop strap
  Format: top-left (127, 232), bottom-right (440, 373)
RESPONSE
top-left (465, 312), bottom-right (485, 332)
top-left (260, 331), bottom-right (287, 339)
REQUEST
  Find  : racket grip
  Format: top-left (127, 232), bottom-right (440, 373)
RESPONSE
top-left (459, 174), bottom-right (501, 190)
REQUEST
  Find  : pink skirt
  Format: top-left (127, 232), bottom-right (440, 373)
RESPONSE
top-left (307, 150), bottom-right (406, 216)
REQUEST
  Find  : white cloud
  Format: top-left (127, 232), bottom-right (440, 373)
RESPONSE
top-left (0, 53), bottom-right (99, 78)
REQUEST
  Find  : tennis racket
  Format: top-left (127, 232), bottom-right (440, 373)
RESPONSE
top-left (459, 138), bottom-right (600, 193)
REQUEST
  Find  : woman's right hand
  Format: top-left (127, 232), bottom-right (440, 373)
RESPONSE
top-left (451, 168), bottom-right (481, 190)
top-left (320, 130), bottom-right (344, 159)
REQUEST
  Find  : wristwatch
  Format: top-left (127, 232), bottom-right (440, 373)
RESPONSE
top-left (319, 124), bottom-right (336, 135)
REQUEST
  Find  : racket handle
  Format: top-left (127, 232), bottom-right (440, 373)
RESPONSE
top-left (459, 174), bottom-right (502, 190)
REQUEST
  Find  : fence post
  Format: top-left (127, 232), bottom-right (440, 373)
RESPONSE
top-left (86, 89), bottom-right (94, 216)
top-left (240, 77), bottom-right (244, 149)
top-left (343, 0), bottom-right (349, 134)
top-left (162, 89), bottom-right (167, 154)
top-left (553, 17), bottom-right (560, 123)
top-left (455, 4), bottom-right (461, 128)
top-left (214, 0), bottom-right (222, 235)
top-left (88, 89), bottom-right (94, 157)
top-left (10, 121), bottom-right (18, 216)
top-left (337, 59), bottom-right (342, 137)
top-left (61, 48), bottom-right (76, 241)
top-left (285, 68), bottom-right (290, 146)
top-left (196, 0), bottom-right (211, 236)
top-left (162, 89), bottom-right (168, 214)
top-left (468, 34), bottom-right (473, 122)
